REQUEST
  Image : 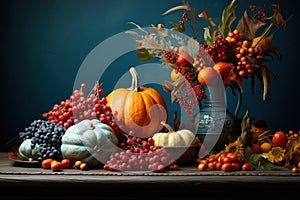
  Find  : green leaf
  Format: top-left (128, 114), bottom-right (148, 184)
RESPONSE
top-left (170, 22), bottom-right (185, 33)
top-left (243, 147), bottom-right (275, 170)
top-left (262, 162), bottom-right (275, 170)
top-left (261, 153), bottom-right (269, 159)
top-left (203, 27), bottom-right (214, 47)
top-left (136, 48), bottom-right (154, 62)
top-left (243, 146), bottom-right (260, 165)
top-left (249, 153), bottom-right (261, 165)
top-left (243, 147), bottom-right (253, 161)
top-left (218, 0), bottom-right (237, 38)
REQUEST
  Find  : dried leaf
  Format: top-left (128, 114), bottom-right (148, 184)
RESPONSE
top-left (162, 80), bottom-right (173, 93)
top-left (223, 68), bottom-right (243, 92)
top-left (171, 93), bottom-right (176, 104)
top-left (218, 0), bottom-right (237, 37)
top-left (198, 11), bottom-right (216, 26)
top-left (173, 111), bottom-right (181, 131)
top-left (164, 76), bottom-right (185, 103)
top-left (270, 4), bottom-right (287, 29)
top-left (284, 139), bottom-right (295, 167)
top-left (256, 65), bottom-right (270, 101)
top-left (125, 30), bottom-right (140, 37)
top-left (262, 71), bottom-right (268, 101)
top-left (162, 5), bottom-right (191, 16)
top-left (236, 11), bottom-right (266, 40)
top-left (240, 110), bottom-right (250, 143)
top-left (127, 22), bottom-right (147, 33)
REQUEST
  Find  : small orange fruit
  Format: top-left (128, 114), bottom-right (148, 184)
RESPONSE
top-left (80, 163), bottom-right (88, 171)
top-left (41, 158), bottom-right (53, 169)
top-left (74, 161), bottom-right (83, 169)
top-left (197, 67), bottom-right (219, 86)
top-left (51, 161), bottom-right (62, 171)
top-left (170, 69), bottom-right (182, 81)
top-left (198, 163), bottom-right (207, 171)
top-left (260, 142), bottom-right (273, 153)
top-left (292, 167), bottom-right (298, 173)
top-left (213, 62), bottom-right (234, 79)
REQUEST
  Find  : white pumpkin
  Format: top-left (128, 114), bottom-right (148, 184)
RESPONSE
top-left (152, 121), bottom-right (198, 147)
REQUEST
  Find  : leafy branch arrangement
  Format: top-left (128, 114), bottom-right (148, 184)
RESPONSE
top-left (127, 0), bottom-right (290, 116)
top-left (125, 0), bottom-right (298, 170)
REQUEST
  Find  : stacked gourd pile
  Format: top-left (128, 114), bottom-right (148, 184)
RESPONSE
top-left (17, 67), bottom-right (200, 172)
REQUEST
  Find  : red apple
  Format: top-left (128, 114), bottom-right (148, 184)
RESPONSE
top-left (272, 131), bottom-right (288, 148)
top-left (176, 51), bottom-right (193, 67)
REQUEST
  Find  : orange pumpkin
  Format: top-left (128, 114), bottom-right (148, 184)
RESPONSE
top-left (106, 67), bottom-right (168, 138)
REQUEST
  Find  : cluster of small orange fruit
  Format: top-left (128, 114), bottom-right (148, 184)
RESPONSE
top-left (292, 162), bottom-right (300, 173)
top-left (41, 158), bottom-right (88, 171)
top-left (226, 29), bottom-right (267, 78)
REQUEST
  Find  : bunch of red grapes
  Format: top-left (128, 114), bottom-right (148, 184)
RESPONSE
top-left (104, 136), bottom-right (179, 172)
top-left (42, 82), bottom-right (122, 136)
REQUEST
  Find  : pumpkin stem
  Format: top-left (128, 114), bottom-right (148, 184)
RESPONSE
top-left (88, 122), bottom-right (95, 130)
top-left (161, 121), bottom-right (174, 133)
top-left (129, 67), bottom-right (140, 91)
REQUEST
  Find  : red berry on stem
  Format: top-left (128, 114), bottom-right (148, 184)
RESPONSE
top-left (81, 83), bottom-right (87, 89)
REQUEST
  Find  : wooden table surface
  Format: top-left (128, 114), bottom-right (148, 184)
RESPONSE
top-left (0, 152), bottom-right (299, 199)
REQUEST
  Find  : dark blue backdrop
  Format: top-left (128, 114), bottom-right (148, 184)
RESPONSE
top-left (1, 0), bottom-right (299, 151)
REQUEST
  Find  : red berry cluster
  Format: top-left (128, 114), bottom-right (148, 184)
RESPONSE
top-left (175, 81), bottom-right (206, 115)
top-left (163, 50), bottom-right (177, 64)
top-left (249, 4), bottom-right (267, 21)
top-left (226, 29), bottom-right (260, 78)
top-left (104, 136), bottom-right (179, 172)
top-left (200, 35), bottom-right (230, 63)
top-left (42, 82), bottom-right (121, 135)
top-left (179, 12), bottom-right (190, 25)
top-left (171, 51), bottom-right (207, 114)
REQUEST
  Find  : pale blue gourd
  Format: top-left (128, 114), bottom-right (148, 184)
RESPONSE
top-left (61, 119), bottom-right (119, 166)
top-left (18, 139), bottom-right (40, 161)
